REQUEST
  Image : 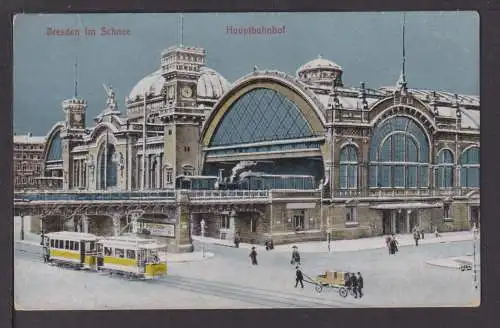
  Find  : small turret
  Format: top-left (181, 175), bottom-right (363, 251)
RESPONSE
top-left (63, 97), bottom-right (87, 129)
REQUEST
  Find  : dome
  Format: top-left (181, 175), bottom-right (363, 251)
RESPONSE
top-left (127, 69), bottom-right (165, 101)
top-left (197, 67), bottom-right (231, 99)
top-left (296, 54), bottom-right (343, 75)
top-left (296, 55), bottom-right (344, 87)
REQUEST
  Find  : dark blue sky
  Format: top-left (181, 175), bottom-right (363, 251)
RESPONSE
top-left (13, 12), bottom-right (479, 136)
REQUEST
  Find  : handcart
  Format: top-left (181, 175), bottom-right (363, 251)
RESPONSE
top-left (303, 270), bottom-right (351, 298)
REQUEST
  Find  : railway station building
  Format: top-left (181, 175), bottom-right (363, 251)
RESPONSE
top-left (20, 43), bottom-right (480, 248)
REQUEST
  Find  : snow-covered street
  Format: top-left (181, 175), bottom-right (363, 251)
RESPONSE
top-left (15, 237), bottom-right (480, 310)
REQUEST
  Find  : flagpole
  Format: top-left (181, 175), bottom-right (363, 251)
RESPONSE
top-left (104, 129), bottom-right (108, 190)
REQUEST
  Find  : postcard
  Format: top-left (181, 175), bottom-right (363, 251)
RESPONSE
top-left (13, 12), bottom-right (480, 310)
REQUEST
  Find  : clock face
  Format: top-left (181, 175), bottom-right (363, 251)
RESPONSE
top-left (167, 86), bottom-right (175, 99)
top-left (181, 86), bottom-right (193, 98)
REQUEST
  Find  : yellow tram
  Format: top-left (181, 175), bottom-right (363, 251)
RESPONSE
top-left (96, 235), bottom-right (167, 279)
top-left (44, 232), bottom-right (168, 280)
top-left (44, 231), bottom-right (99, 270)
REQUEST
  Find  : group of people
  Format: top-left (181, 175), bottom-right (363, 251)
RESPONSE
top-left (385, 233), bottom-right (399, 255)
top-left (344, 272), bottom-right (364, 298)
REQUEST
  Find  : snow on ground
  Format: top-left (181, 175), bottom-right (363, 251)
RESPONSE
top-left (14, 257), bottom-right (256, 310)
top-left (13, 216), bottom-right (480, 310)
top-left (15, 240), bottom-right (480, 310)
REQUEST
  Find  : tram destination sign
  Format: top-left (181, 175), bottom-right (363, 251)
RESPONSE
top-left (133, 222), bottom-right (176, 238)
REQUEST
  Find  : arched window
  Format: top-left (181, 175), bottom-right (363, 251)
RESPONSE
top-left (436, 149), bottom-right (454, 188)
top-left (369, 116), bottom-right (430, 188)
top-left (210, 88), bottom-right (314, 146)
top-left (460, 147), bottom-right (480, 188)
top-left (47, 131), bottom-right (62, 161)
top-left (98, 143), bottom-right (117, 189)
top-left (339, 145), bottom-right (358, 189)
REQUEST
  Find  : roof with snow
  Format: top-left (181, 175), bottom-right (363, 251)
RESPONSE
top-left (14, 134), bottom-right (46, 144)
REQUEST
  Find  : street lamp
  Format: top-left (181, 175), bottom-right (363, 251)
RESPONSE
top-left (200, 219), bottom-right (206, 258)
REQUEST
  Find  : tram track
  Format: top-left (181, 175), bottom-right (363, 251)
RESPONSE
top-left (150, 275), bottom-right (368, 308)
top-left (15, 247), bottom-right (370, 308)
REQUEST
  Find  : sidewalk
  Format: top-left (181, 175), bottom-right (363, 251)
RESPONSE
top-left (193, 231), bottom-right (477, 253)
top-left (426, 255), bottom-right (480, 269)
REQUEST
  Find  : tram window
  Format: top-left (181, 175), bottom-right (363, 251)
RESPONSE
top-left (126, 250), bottom-right (136, 259)
top-left (115, 248), bottom-right (124, 258)
top-left (65, 241), bottom-right (69, 249)
top-left (58, 240), bottom-right (64, 249)
top-left (50, 240), bottom-right (54, 247)
top-left (70, 241), bottom-right (74, 250)
top-left (90, 241), bottom-right (95, 250)
top-left (104, 247), bottom-right (112, 256)
top-left (75, 242), bottom-right (79, 251)
top-left (97, 244), bottom-right (103, 253)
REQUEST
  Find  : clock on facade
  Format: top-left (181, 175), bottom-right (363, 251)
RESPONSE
top-left (167, 86), bottom-right (175, 99)
top-left (181, 86), bottom-right (193, 98)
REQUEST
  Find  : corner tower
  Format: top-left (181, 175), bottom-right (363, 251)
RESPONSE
top-left (159, 45), bottom-right (206, 185)
top-left (61, 97), bottom-right (87, 190)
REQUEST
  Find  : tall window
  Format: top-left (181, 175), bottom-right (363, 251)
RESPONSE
top-left (436, 149), bottom-right (454, 188)
top-left (98, 143), bottom-right (117, 189)
top-left (339, 145), bottom-right (358, 189)
top-left (369, 116), bottom-right (430, 188)
top-left (460, 147), bottom-right (480, 188)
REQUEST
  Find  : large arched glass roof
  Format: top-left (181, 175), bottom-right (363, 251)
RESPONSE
top-left (47, 131), bottom-right (62, 161)
top-left (210, 88), bottom-right (314, 147)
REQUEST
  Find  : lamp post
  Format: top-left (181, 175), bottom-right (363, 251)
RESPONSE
top-left (20, 214), bottom-right (24, 241)
top-left (200, 219), bottom-right (206, 258)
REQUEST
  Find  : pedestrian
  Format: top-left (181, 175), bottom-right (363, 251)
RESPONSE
top-left (420, 227), bottom-right (425, 240)
top-left (295, 265), bottom-right (304, 288)
top-left (234, 232), bottom-right (241, 248)
top-left (291, 245), bottom-right (301, 265)
top-left (434, 227), bottom-right (440, 238)
top-left (356, 272), bottom-right (364, 298)
top-left (327, 232), bottom-right (332, 252)
top-left (413, 229), bottom-right (420, 247)
top-left (344, 272), bottom-right (352, 290)
top-left (389, 234), bottom-right (398, 254)
top-left (249, 246), bottom-right (258, 265)
top-left (385, 235), bottom-right (392, 255)
top-left (350, 272), bottom-right (359, 298)
top-left (43, 245), bottom-right (49, 263)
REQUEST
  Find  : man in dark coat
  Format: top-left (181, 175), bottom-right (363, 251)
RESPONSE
top-left (356, 272), bottom-right (364, 298)
top-left (350, 272), bottom-right (359, 298)
top-left (249, 246), bottom-right (258, 265)
top-left (344, 273), bottom-right (352, 290)
top-left (413, 229), bottom-right (420, 247)
top-left (295, 265), bottom-right (304, 288)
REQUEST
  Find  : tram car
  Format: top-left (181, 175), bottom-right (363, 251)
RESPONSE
top-left (44, 232), bottom-right (168, 280)
top-left (96, 235), bottom-right (167, 279)
top-left (44, 231), bottom-right (99, 270)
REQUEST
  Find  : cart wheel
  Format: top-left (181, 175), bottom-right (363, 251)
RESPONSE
top-left (315, 284), bottom-right (323, 293)
top-left (339, 287), bottom-right (348, 298)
